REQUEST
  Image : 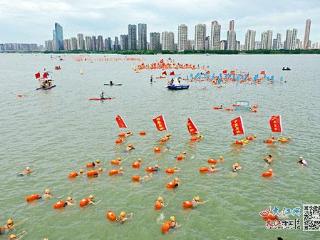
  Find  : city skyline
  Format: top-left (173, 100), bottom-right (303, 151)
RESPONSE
top-left (0, 0), bottom-right (319, 44)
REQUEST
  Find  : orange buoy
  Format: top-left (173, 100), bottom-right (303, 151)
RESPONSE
top-left (246, 135), bottom-right (255, 141)
top-left (165, 168), bottom-right (175, 174)
top-left (235, 140), bottom-right (244, 145)
top-left (25, 194), bottom-right (41, 202)
top-left (207, 158), bottom-right (218, 164)
top-left (86, 162), bottom-right (95, 168)
top-left (154, 201), bottom-right (163, 210)
top-left (118, 132), bottom-right (126, 138)
top-left (131, 175), bottom-right (141, 182)
top-left (264, 139), bottom-right (274, 144)
top-left (261, 169), bottom-right (273, 178)
top-left (115, 138), bottom-right (123, 144)
top-left (176, 155), bottom-right (185, 161)
top-left (79, 198), bottom-right (89, 207)
top-left (106, 211), bottom-right (117, 222)
top-left (154, 147), bottom-right (161, 153)
top-left (68, 172), bottom-right (78, 179)
top-left (166, 181), bottom-right (178, 189)
top-left (132, 161), bottom-right (141, 169)
top-left (109, 169), bottom-right (121, 176)
top-left (182, 201), bottom-right (193, 209)
top-left (190, 135), bottom-right (198, 142)
top-left (53, 201), bottom-right (66, 209)
top-left (87, 170), bottom-right (99, 178)
top-left (199, 167), bottom-right (209, 173)
top-left (111, 159), bottom-right (121, 166)
top-left (139, 131), bottom-right (146, 136)
top-left (161, 221), bottom-right (171, 234)
top-left (145, 166), bottom-right (158, 173)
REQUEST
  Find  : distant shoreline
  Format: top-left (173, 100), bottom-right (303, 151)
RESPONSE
top-left (1, 49), bottom-right (320, 54)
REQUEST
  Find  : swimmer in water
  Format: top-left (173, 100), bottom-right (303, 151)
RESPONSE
top-left (20, 167), bottom-right (32, 176)
top-left (191, 196), bottom-right (206, 207)
top-left (66, 197), bottom-right (75, 206)
top-left (87, 195), bottom-right (95, 205)
top-left (264, 155), bottom-right (273, 164)
top-left (42, 189), bottom-right (53, 200)
top-left (5, 218), bottom-right (14, 231)
top-left (297, 156), bottom-right (308, 167)
top-left (232, 162), bottom-right (242, 172)
top-left (126, 144), bottom-right (135, 152)
top-left (118, 211), bottom-right (133, 224)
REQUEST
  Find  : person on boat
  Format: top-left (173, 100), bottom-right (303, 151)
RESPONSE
top-left (232, 162), bottom-right (242, 172)
top-left (100, 91), bottom-right (105, 99)
top-left (109, 81), bottom-right (114, 86)
top-left (170, 79), bottom-right (174, 85)
top-left (118, 211), bottom-right (133, 224)
top-left (177, 77), bottom-right (181, 85)
top-left (66, 196), bottom-right (75, 206)
top-left (264, 155), bottom-right (273, 164)
top-left (42, 189), bottom-right (53, 200)
top-left (298, 157), bottom-right (308, 167)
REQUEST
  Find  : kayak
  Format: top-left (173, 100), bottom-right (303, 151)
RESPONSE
top-left (36, 85), bottom-right (56, 90)
top-left (104, 83), bottom-right (123, 86)
top-left (89, 97), bottom-right (114, 101)
top-left (167, 85), bottom-right (189, 90)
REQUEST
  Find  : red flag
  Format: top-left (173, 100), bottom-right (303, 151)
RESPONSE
top-left (152, 115), bottom-right (167, 131)
top-left (169, 71), bottom-right (175, 76)
top-left (35, 72), bottom-right (40, 79)
top-left (222, 69), bottom-right (227, 74)
top-left (115, 115), bottom-right (127, 128)
top-left (187, 118), bottom-right (199, 135)
top-left (269, 115), bottom-right (282, 133)
top-left (162, 71), bottom-right (167, 76)
top-left (43, 72), bottom-right (49, 79)
top-left (230, 116), bottom-right (245, 136)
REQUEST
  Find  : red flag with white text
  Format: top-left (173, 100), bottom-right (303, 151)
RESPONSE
top-left (153, 115), bottom-right (167, 131)
top-left (269, 115), bottom-right (282, 133)
top-left (230, 116), bottom-right (245, 135)
top-left (187, 118), bottom-right (199, 135)
top-left (115, 115), bottom-right (127, 128)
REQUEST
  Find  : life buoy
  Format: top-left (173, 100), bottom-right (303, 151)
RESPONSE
top-left (86, 162), bottom-right (95, 168)
top-left (139, 131), bottom-right (146, 136)
top-left (207, 158), bottom-right (218, 164)
top-left (261, 171), bottom-right (273, 178)
top-left (106, 211), bottom-right (117, 222)
top-left (131, 175), bottom-right (141, 182)
top-left (161, 221), bottom-right (171, 234)
top-left (87, 170), bottom-right (99, 178)
top-left (68, 172), bottom-right (78, 179)
top-left (182, 201), bottom-right (193, 209)
top-left (199, 167), bottom-right (209, 173)
top-left (154, 147), bottom-right (161, 153)
top-left (111, 159), bottom-right (121, 165)
top-left (109, 169), bottom-right (121, 176)
top-left (165, 168), bottom-right (175, 174)
top-left (79, 198), bottom-right (89, 207)
top-left (154, 201), bottom-right (163, 210)
top-left (53, 200), bottom-right (66, 209)
top-left (132, 161), bottom-right (141, 169)
top-left (25, 194), bottom-right (41, 202)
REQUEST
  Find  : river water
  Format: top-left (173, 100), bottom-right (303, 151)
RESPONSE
top-left (0, 54), bottom-right (319, 240)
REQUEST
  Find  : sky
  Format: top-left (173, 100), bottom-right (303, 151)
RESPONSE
top-left (0, 0), bottom-right (319, 45)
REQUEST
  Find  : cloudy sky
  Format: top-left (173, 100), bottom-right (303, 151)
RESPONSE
top-left (0, 0), bottom-right (319, 44)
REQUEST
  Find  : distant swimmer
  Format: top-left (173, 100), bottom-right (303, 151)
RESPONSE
top-left (18, 167), bottom-right (32, 176)
top-left (161, 216), bottom-right (180, 234)
top-left (191, 196), bottom-right (207, 207)
top-left (5, 218), bottom-right (15, 231)
top-left (126, 144), bottom-right (135, 152)
top-left (66, 197), bottom-right (75, 206)
top-left (118, 211), bottom-right (133, 224)
top-left (232, 163), bottom-right (242, 172)
top-left (264, 155), bottom-right (273, 164)
top-left (298, 156), bottom-right (308, 167)
top-left (42, 189), bottom-right (53, 200)
top-left (87, 195), bottom-right (96, 205)
top-left (154, 196), bottom-right (165, 210)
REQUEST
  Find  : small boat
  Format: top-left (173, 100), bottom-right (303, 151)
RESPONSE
top-left (36, 85), bottom-right (56, 90)
top-left (282, 67), bottom-right (291, 71)
top-left (167, 84), bottom-right (189, 90)
top-left (89, 97), bottom-right (114, 101)
top-left (104, 83), bottom-right (123, 86)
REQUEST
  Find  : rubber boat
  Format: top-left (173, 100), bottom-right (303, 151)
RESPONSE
top-left (104, 83), bottom-right (122, 86)
top-left (36, 85), bottom-right (56, 90)
top-left (282, 67), bottom-right (291, 71)
top-left (89, 97), bottom-right (114, 101)
top-left (167, 84), bottom-right (189, 90)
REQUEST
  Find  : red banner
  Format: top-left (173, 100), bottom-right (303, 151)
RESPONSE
top-left (269, 115), bottom-right (282, 132)
top-left (35, 72), bottom-right (40, 79)
top-left (169, 71), bottom-right (175, 76)
top-left (43, 72), bottom-right (49, 79)
top-left (153, 115), bottom-right (167, 131)
top-left (187, 118), bottom-right (199, 135)
top-left (162, 71), bottom-right (167, 76)
top-left (115, 115), bottom-right (127, 128)
top-left (231, 117), bottom-right (245, 135)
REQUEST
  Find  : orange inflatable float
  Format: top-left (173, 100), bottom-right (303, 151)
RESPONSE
top-left (106, 211), bottom-right (117, 222)
top-left (53, 201), bottom-right (66, 209)
top-left (86, 162), bottom-right (95, 168)
top-left (79, 198), bottom-right (89, 207)
top-left (115, 138), bottom-right (123, 144)
top-left (166, 180), bottom-right (179, 189)
top-left (87, 170), bottom-right (99, 178)
top-left (161, 221), bottom-right (171, 234)
top-left (118, 132), bottom-right (126, 138)
top-left (176, 154), bottom-right (185, 161)
top-left (68, 172), bottom-right (78, 179)
top-left (153, 147), bottom-right (161, 153)
top-left (165, 168), bottom-right (175, 174)
top-left (207, 158), bottom-right (218, 164)
top-left (132, 161), bottom-right (141, 169)
top-left (264, 138), bottom-right (275, 144)
top-left (154, 201), bottom-right (163, 210)
top-left (131, 175), bottom-right (141, 182)
top-left (109, 169), bottom-right (122, 176)
top-left (145, 166), bottom-right (159, 173)
top-left (261, 169), bottom-right (273, 178)
top-left (182, 201), bottom-right (193, 209)
top-left (139, 131), bottom-right (146, 136)
top-left (111, 159), bottom-right (121, 165)
top-left (199, 167), bottom-right (210, 173)
top-left (25, 194), bottom-right (41, 202)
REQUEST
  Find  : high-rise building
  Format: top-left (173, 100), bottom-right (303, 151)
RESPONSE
top-left (272, 33), bottom-right (281, 50)
top-left (120, 35), bottom-right (128, 50)
top-left (210, 21), bottom-right (221, 50)
top-left (205, 36), bottom-right (210, 50)
top-left (261, 30), bottom-right (273, 50)
top-left (97, 35), bottom-right (104, 51)
top-left (77, 34), bottom-right (85, 50)
top-left (85, 36), bottom-right (92, 51)
top-left (150, 32), bottom-right (161, 51)
top-left (220, 40), bottom-right (227, 50)
top-left (303, 19), bottom-right (311, 49)
top-left (92, 36), bottom-right (97, 51)
top-left (128, 24), bottom-right (137, 50)
top-left (63, 39), bottom-right (71, 51)
top-left (70, 37), bottom-right (78, 50)
top-left (244, 30), bottom-right (256, 50)
top-left (45, 40), bottom-right (54, 51)
top-left (138, 23), bottom-right (147, 50)
top-left (227, 20), bottom-right (237, 50)
top-left (105, 37), bottom-right (112, 51)
top-left (161, 31), bottom-right (174, 51)
top-left (53, 23), bottom-right (64, 51)
top-left (194, 24), bottom-right (206, 51)
top-left (113, 37), bottom-right (120, 51)
top-left (254, 41), bottom-right (261, 50)
top-left (178, 24), bottom-right (188, 51)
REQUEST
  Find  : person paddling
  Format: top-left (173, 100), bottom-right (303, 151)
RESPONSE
top-left (100, 91), bottom-right (105, 99)
top-left (109, 81), bottom-right (114, 86)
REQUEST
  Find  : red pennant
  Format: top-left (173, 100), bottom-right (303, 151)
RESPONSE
top-left (269, 115), bottom-right (282, 133)
top-left (35, 72), bottom-right (40, 79)
top-left (230, 116), bottom-right (245, 135)
top-left (152, 115), bottom-right (167, 131)
top-left (187, 118), bottom-right (199, 135)
top-left (115, 115), bottom-right (127, 128)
